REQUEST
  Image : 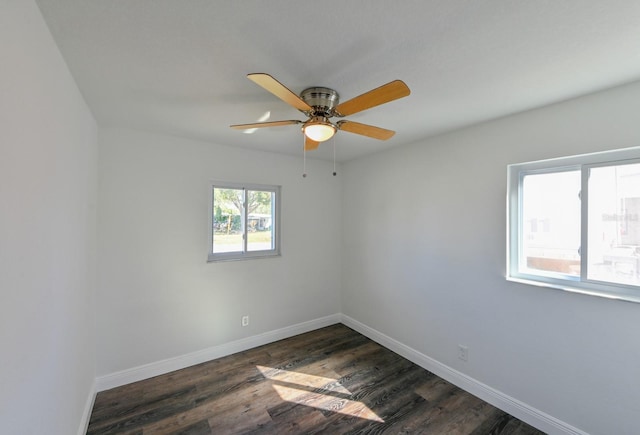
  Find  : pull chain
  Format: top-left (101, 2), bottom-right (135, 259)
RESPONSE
top-left (332, 135), bottom-right (337, 176)
top-left (302, 135), bottom-right (307, 178)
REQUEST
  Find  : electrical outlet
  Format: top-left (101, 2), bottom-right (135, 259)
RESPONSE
top-left (458, 344), bottom-right (468, 362)
top-left (241, 315), bottom-right (249, 327)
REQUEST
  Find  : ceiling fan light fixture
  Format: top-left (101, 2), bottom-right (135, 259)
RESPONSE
top-left (303, 118), bottom-right (336, 142)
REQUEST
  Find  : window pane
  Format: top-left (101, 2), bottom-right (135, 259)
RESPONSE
top-left (587, 163), bottom-right (640, 286)
top-left (247, 190), bottom-right (274, 252)
top-left (521, 171), bottom-right (581, 277)
top-left (213, 188), bottom-right (244, 253)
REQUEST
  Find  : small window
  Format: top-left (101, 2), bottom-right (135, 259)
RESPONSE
top-left (507, 147), bottom-right (640, 302)
top-left (209, 182), bottom-right (280, 262)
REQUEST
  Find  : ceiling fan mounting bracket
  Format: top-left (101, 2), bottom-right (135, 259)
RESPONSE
top-left (300, 87), bottom-right (339, 117)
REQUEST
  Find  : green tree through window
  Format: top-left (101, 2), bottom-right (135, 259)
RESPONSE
top-left (209, 183), bottom-right (280, 261)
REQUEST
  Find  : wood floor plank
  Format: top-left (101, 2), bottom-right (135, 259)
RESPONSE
top-left (87, 324), bottom-right (545, 435)
top-left (169, 419), bottom-right (212, 435)
top-left (140, 372), bottom-right (267, 432)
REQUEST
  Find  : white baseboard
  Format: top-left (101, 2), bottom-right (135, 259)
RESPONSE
top-left (340, 314), bottom-right (587, 435)
top-left (95, 313), bottom-right (341, 392)
top-left (78, 379), bottom-right (96, 435)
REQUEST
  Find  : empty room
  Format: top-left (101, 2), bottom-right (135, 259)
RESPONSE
top-left (2, 1), bottom-right (640, 434)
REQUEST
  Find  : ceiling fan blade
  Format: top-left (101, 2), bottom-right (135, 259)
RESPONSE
top-left (304, 136), bottom-right (320, 151)
top-left (230, 120), bottom-right (301, 130)
top-left (337, 120), bottom-right (395, 140)
top-left (247, 73), bottom-right (312, 112)
top-left (335, 80), bottom-right (410, 116)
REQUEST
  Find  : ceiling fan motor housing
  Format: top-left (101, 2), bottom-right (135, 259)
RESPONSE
top-left (300, 87), bottom-right (339, 117)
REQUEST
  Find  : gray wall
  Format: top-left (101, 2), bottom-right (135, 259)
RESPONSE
top-left (0, 2), bottom-right (98, 434)
top-left (341, 80), bottom-right (640, 435)
top-left (97, 128), bottom-right (342, 375)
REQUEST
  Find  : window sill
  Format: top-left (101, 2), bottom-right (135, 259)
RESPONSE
top-left (207, 252), bottom-right (281, 263)
top-left (506, 276), bottom-right (640, 304)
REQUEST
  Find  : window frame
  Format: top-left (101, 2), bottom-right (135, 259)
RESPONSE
top-left (507, 147), bottom-right (640, 303)
top-left (208, 181), bottom-right (281, 262)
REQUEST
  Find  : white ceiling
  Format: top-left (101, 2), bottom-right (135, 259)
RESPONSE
top-left (35, 0), bottom-right (640, 162)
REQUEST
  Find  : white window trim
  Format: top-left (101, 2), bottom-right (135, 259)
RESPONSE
top-left (208, 181), bottom-right (281, 262)
top-left (507, 146), bottom-right (640, 304)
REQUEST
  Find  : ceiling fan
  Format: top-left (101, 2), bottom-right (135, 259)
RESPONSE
top-left (231, 73), bottom-right (411, 151)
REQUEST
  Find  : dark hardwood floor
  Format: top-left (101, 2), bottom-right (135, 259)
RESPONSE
top-left (87, 324), bottom-right (545, 434)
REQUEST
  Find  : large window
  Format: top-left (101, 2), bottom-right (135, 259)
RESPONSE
top-left (507, 147), bottom-right (640, 302)
top-left (208, 182), bottom-right (280, 262)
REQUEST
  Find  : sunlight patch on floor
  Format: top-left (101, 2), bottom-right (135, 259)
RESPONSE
top-left (256, 365), bottom-right (384, 423)
top-left (256, 365), bottom-right (351, 394)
